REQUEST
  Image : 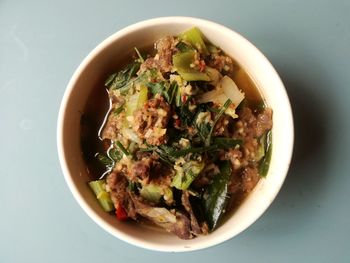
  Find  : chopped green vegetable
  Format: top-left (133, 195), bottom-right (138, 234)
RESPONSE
top-left (172, 160), bottom-right (205, 190)
top-left (207, 44), bottom-right (219, 54)
top-left (125, 93), bottom-right (139, 117)
top-left (259, 131), bottom-right (272, 177)
top-left (176, 41), bottom-right (194, 52)
top-left (172, 50), bottom-right (210, 81)
top-left (89, 180), bottom-right (115, 212)
top-left (202, 161), bottom-right (232, 229)
top-left (125, 86), bottom-right (148, 119)
top-left (138, 85), bottom-right (148, 108)
top-left (140, 184), bottom-right (163, 203)
top-left (179, 27), bottom-right (209, 55)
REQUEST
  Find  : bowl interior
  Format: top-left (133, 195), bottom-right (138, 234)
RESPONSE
top-left (58, 17), bottom-right (293, 252)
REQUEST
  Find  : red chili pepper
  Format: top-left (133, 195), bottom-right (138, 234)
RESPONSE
top-left (182, 95), bottom-right (187, 103)
top-left (116, 203), bottom-right (128, 221)
top-left (175, 119), bottom-right (181, 127)
top-left (199, 60), bottom-right (206, 72)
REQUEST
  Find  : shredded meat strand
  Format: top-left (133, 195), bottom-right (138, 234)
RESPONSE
top-left (181, 191), bottom-right (201, 236)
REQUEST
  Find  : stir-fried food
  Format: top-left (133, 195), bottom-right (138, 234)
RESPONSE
top-left (83, 27), bottom-right (273, 239)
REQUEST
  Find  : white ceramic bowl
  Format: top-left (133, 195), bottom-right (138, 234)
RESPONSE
top-left (57, 17), bottom-right (294, 252)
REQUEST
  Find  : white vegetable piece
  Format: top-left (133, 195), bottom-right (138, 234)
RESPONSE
top-left (198, 76), bottom-right (245, 109)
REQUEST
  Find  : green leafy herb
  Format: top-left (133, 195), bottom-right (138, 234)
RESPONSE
top-left (168, 82), bottom-right (178, 104)
top-left (140, 145), bottom-right (175, 165)
top-left (197, 121), bottom-right (211, 142)
top-left (105, 61), bottom-right (141, 90)
top-left (212, 137), bottom-right (242, 149)
top-left (204, 99), bottom-right (232, 146)
top-left (176, 100), bottom-right (197, 127)
top-left (147, 82), bottom-right (170, 102)
top-left (202, 161), bottom-right (232, 230)
top-left (97, 153), bottom-right (114, 170)
top-left (259, 131), bottom-right (272, 177)
top-left (170, 145), bottom-right (218, 158)
top-left (115, 140), bottom-right (130, 156)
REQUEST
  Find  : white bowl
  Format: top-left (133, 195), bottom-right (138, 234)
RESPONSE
top-left (57, 17), bottom-right (294, 252)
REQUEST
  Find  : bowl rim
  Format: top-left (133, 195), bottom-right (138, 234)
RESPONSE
top-left (57, 16), bottom-right (294, 252)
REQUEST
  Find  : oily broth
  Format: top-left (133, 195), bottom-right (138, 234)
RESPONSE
top-left (80, 84), bottom-right (110, 179)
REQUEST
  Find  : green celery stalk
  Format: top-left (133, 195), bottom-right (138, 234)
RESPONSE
top-left (88, 180), bottom-right (115, 212)
top-left (172, 50), bottom-right (210, 81)
top-left (171, 161), bottom-right (205, 190)
top-left (125, 86), bottom-right (148, 121)
top-left (140, 184), bottom-right (163, 203)
top-left (137, 85), bottom-right (148, 108)
top-left (179, 27), bottom-right (209, 55)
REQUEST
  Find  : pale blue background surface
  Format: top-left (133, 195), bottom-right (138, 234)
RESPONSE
top-left (1, 0), bottom-right (350, 262)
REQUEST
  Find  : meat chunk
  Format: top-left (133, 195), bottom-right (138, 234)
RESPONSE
top-left (241, 166), bottom-right (260, 193)
top-left (133, 96), bottom-right (171, 145)
top-left (256, 108), bottom-right (273, 137)
top-left (101, 112), bottom-right (124, 140)
top-left (129, 152), bottom-right (173, 186)
top-left (221, 148), bottom-right (243, 170)
top-left (170, 212), bottom-right (192, 240)
top-left (106, 171), bottom-right (136, 219)
top-left (130, 158), bottom-right (153, 182)
top-left (236, 107), bottom-right (273, 138)
top-left (207, 53), bottom-right (235, 73)
top-left (140, 36), bottom-right (178, 73)
top-left (213, 115), bottom-right (231, 137)
top-left (233, 107), bottom-right (272, 166)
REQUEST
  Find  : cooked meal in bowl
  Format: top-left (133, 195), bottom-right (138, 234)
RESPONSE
top-left (81, 27), bottom-right (272, 239)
